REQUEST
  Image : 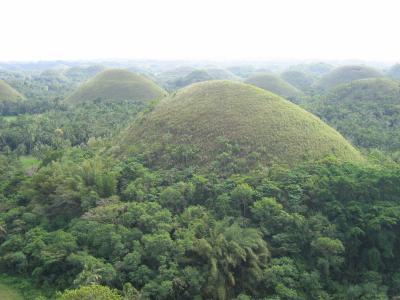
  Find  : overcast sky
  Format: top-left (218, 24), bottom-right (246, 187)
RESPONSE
top-left (2, 0), bottom-right (399, 62)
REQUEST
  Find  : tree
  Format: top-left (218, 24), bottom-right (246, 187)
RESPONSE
top-left (311, 237), bottom-right (344, 276)
top-left (231, 183), bottom-right (255, 217)
top-left (189, 221), bottom-right (269, 299)
top-left (58, 285), bottom-right (123, 300)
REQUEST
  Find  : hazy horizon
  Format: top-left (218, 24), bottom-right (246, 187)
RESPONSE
top-left (2, 0), bottom-right (400, 62)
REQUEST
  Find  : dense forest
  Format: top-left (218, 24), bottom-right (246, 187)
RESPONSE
top-left (0, 60), bottom-right (399, 300)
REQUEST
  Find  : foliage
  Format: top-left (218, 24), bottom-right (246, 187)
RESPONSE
top-left (0, 63), bottom-right (400, 300)
top-left (310, 78), bottom-right (400, 150)
top-left (58, 285), bottom-right (123, 300)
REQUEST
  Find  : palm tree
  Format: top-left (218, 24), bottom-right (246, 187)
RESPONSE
top-left (192, 220), bottom-right (270, 300)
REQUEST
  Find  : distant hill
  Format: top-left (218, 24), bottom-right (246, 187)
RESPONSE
top-left (38, 69), bottom-right (71, 91)
top-left (245, 73), bottom-right (304, 100)
top-left (174, 68), bottom-right (238, 88)
top-left (204, 68), bottom-right (238, 80)
top-left (0, 79), bottom-right (24, 103)
top-left (174, 70), bottom-right (214, 88)
top-left (281, 70), bottom-right (314, 91)
top-left (387, 64), bottom-right (400, 80)
top-left (64, 65), bottom-right (106, 82)
top-left (65, 69), bottom-right (167, 105)
top-left (287, 62), bottom-right (334, 76)
top-left (0, 79), bottom-right (25, 115)
top-left (116, 81), bottom-right (362, 168)
top-left (316, 65), bottom-right (382, 90)
top-left (312, 78), bottom-right (400, 150)
top-left (227, 65), bottom-right (257, 78)
top-left (155, 66), bottom-right (197, 90)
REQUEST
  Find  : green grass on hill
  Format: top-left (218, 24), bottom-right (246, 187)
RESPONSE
top-left (204, 68), bottom-right (239, 80)
top-left (20, 155), bottom-right (40, 170)
top-left (65, 69), bottom-right (167, 105)
top-left (316, 65), bottom-right (383, 90)
top-left (0, 275), bottom-right (50, 300)
top-left (387, 63), bottom-right (400, 80)
top-left (1, 115), bottom-right (18, 122)
top-left (0, 79), bottom-right (24, 102)
top-left (281, 70), bottom-right (314, 91)
top-left (117, 80), bottom-right (362, 167)
top-left (245, 73), bottom-right (304, 100)
top-left (174, 70), bottom-right (214, 87)
top-left (174, 68), bottom-right (238, 88)
top-left (0, 283), bottom-right (23, 300)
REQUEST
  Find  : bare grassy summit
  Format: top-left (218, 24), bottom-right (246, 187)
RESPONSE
top-left (118, 80), bottom-right (362, 167)
top-left (65, 69), bottom-right (167, 104)
top-left (316, 65), bottom-right (382, 90)
top-left (0, 79), bottom-right (24, 102)
top-left (245, 73), bottom-right (304, 100)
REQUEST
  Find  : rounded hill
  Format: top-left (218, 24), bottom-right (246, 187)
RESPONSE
top-left (312, 78), bottom-right (400, 150)
top-left (281, 71), bottom-right (314, 91)
top-left (117, 81), bottom-right (362, 168)
top-left (0, 79), bottom-right (24, 102)
top-left (64, 65), bottom-right (106, 82)
top-left (316, 65), bottom-right (382, 90)
top-left (174, 70), bottom-right (214, 88)
top-left (204, 68), bottom-right (238, 80)
top-left (174, 68), bottom-right (238, 88)
top-left (65, 69), bottom-right (167, 104)
top-left (245, 73), bottom-right (304, 100)
top-left (387, 63), bottom-right (400, 80)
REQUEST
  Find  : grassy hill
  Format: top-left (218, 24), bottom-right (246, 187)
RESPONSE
top-left (311, 78), bottom-right (400, 150)
top-left (64, 65), bottom-right (106, 82)
top-left (0, 79), bottom-right (25, 114)
top-left (0, 283), bottom-right (23, 300)
top-left (174, 68), bottom-right (238, 88)
top-left (0, 79), bottom-right (24, 102)
top-left (204, 68), bottom-right (238, 80)
top-left (174, 70), bottom-right (214, 88)
top-left (316, 65), bottom-right (383, 90)
top-left (281, 70), bottom-right (314, 91)
top-left (387, 63), bottom-right (400, 80)
top-left (117, 81), bottom-right (361, 168)
top-left (287, 62), bottom-right (334, 76)
top-left (245, 73), bottom-right (304, 100)
top-left (65, 69), bottom-right (167, 105)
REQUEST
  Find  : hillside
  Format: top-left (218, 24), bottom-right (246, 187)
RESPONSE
top-left (117, 81), bottom-right (361, 168)
top-left (204, 68), bottom-right (238, 80)
top-left (227, 65), bottom-right (257, 78)
top-left (174, 70), bottom-right (214, 88)
top-left (287, 62), bottom-right (334, 76)
top-left (312, 78), bottom-right (400, 150)
top-left (174, 68), bottom-right (238, 88)
top-left (65, 69), bottom-right (167, 104)
top-left (245, 73), bottom-right (304, 100)
top-left (387, 63), bottom-right (400, 80)
top-left (281, 70), bottom-right (314, 91)
top-left (316, 65), bottom-right (383, 90)
top-left (64, 65), bottom-right (106, 82)
top-left (0, 79), bottom-right (24, 102)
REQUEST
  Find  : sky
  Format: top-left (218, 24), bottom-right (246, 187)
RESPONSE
top-left (1, 0), bottom-right (400, 62)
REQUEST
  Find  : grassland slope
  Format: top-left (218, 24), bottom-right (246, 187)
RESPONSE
top-left (316, 65), bottom-right (382, 90)
top-left (245, 73), bottom-right (304, 100)
top-left (65, 69), bottom-right (167, 104)
top-left (117, 81), bottom-right (362, 167)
